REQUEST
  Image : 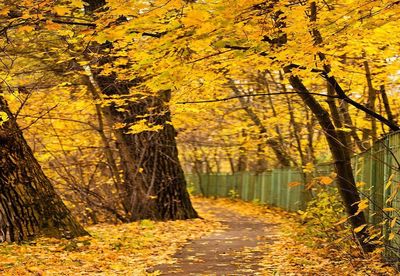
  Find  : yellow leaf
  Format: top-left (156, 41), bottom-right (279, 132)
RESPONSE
top-left (354, 224), bottom-right (367, 233)
top-left (288, 181), bottom-right (301, 187)
top-left (0, 7), bottom-right (9, 16)
top-left (70, 0), bottom-right (84, 8)
top-left (127, 119), bottom-right (163, 134)
top-left (383, 207), bottom-right (396, 212)
top-left (388, 232), bottom-right (395, 240)
top-left (54, 6), bottom-right (70, 16)
top-left (319, 176), bottom-right (333, 185)
top-left (390, 217), bottom-right (397, 228)
top-left (335, 217), bottom-right (348, 225)
top-left (356, 181), bottom-right (366, 188)
top-left (355, 199), bottom-right (368, 215)
top-left (302, 162), bottom-right (315, 173)
top-left (336, 127), bottom-right (352, 132)
top-left (182, 9), bottom-right (210, 27)
top-left (113, 122), bottom-right (126, 129)
top-left (18, 25), bottom-right (35, 32)
top-left (0, 111), bottom-right (8, 125)
top-left (385, 174), bottom-right (395, 190)
top-left (45, 22), bottom-right (62, 31)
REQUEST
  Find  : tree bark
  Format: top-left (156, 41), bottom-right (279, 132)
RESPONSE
top-left (362, 57), bottom-right (378, 144)
top-left (0, 97), bottom-right (87, 242)
top-left (110, 93), bottom-right (198, 220)
top-left (379, 85), bottom-right (396, 127)
top-left (237, 131), bottom-right (248, 172)
top-left (84, 70), bottom-right (198, 220)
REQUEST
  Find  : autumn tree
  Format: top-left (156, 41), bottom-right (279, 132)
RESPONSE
top-left (0, 0), bottom-right (199, 222)
top-left (0, 95), bottom-right (88, 242)
top-left (81, 0), bottom-right (198, 220)
top-left (0, 2), bottom-right (90, 242)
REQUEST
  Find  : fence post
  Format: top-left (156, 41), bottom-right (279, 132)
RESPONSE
top-left (277, 170), bottom-right (282, 208)
top-left (257, 174), bottom-right (262, 202)
top-left (214, 173), bottom-right (220, 197)
top-left (370, 144), bottom-right (378, 224)
top-left (287, 168), bottom-right (291, 211)
top-left (206, 174), bottom-right (210, 197)
top-left (383, 136), bottom-right (393, 259)
top-left (260, 173), bottom-right (266, 204)
top-left (271, 170), bottom-right (276, 206)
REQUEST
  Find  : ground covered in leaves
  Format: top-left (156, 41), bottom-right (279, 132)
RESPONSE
top-left (0, 203), bottom-right (221, 275)
top-left (0, 197), bottom-right (397, 275)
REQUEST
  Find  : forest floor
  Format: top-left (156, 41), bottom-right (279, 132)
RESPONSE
top-left (0, 197), bottom-right (397, 275)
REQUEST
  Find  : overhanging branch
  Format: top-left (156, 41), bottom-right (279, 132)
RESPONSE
top-left (322, 73), bottom-right (400, 131)
top-left (177, 91), bottom-right (339, 104)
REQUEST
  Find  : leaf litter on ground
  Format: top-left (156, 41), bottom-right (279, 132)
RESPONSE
top-left (0, 197), bottom-right (397, 275)
top-left (0, 201), bottom-right (221, 275)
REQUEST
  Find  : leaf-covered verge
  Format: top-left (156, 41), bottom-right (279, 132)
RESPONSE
top-left (0, 197), bottom-right (397, 275)
top-left (199, 198), bottom-right (397, 275)
top-left (0, 201), bottom-right (221, 275)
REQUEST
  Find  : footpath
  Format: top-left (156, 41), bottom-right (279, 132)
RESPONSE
top-left (155, 201), bottom-right (278, 275)
top-left (154, 198), bottom-right (396, 275)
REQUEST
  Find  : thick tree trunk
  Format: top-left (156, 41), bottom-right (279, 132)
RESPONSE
top-left (83, 0), bottom-right (198, 221)
top-left (105, 93), bottom-right (198, 220)
top-left (0, 97), bottom-right (87, 242)
top-left (85, 70), bottom-right (198, 220)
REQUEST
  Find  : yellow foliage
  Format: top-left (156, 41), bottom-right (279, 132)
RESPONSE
top-left (354, 224), bottom-right (367, 233)
top-left (0, 111), bottom-right (8, 125)
top-left (319, 176), bottom-right (334, 185)
top-left (355, 199), bottom-right (369, 216)
top-left (127, 119), bottom-right (164, 134)
top-left (53, 6), bottom-right (70, 16)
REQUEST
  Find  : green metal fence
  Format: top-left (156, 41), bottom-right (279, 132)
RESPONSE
top-left (186, 131), bottom-right (400, 262)
top-left (187, 168), bottom-right (306, 211)
top-left (352, 131), bottom-right (400, 262)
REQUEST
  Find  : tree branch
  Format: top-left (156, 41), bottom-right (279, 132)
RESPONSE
top-left (177, 91), bottom-right (339, 104)
top-left (322, 73), bottom-right (400, 131)
top-left (51, 19), bottom-right (97, 27)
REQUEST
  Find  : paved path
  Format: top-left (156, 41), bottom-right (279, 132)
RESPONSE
top-left (154, 203), bottom-right (278, 275)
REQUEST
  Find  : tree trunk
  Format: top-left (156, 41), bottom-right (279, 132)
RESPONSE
top-left (363, 57), bottom-right (378, 143)
top-left (108, 93), bottom-right (198, 220)
top-left (288, 75), bottom-right (373, 252)
top-left (85, 69), bottom-right (198, 220)
top-left (379, 85), bottom-right (396, 127)
top-left (0, 97), bottom-right (87, 242)
top-left (237, 130), bottom-right (248, 172)
top-left (83, 0), bottom-right (198, 221)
